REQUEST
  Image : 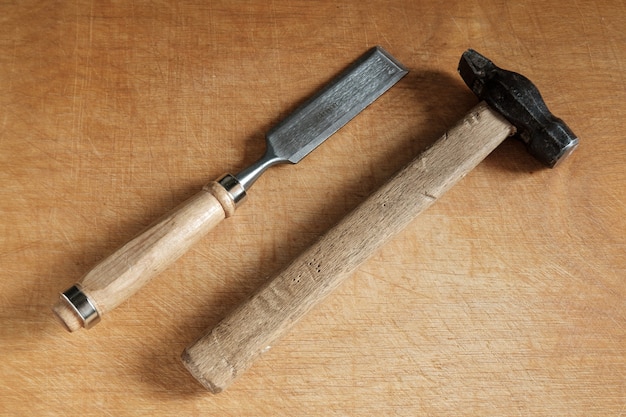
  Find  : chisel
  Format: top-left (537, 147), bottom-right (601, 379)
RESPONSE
top-left (53, 46), bottom-right (408, 332)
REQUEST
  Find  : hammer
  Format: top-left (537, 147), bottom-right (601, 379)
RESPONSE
top-left (182, 50), bottom-right (579, 393)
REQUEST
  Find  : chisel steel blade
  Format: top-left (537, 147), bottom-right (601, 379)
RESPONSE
top-left (235, 46), bottom-right (408, 189)
top-left (270, 46), bottom-right (408, 162)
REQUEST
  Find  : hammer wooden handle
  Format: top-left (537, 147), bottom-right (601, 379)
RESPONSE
top-left (52, 181), bottom-right (237, 332)
top-left (181, 102), bottom-right (515, 393)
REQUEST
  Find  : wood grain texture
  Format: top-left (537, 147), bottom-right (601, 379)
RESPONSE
top-left (0, 0), bottom-right (624, 415)
top-left (182, 103), bottom-right (514, 392)
top-left (52, 181), bottom-right (235, 331)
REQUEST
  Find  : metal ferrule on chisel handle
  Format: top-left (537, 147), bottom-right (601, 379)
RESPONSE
top-left (217, 174), bottom-right (247, 206)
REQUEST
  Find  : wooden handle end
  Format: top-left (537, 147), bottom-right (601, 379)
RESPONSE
top-left (52, 179), bottom-right (240, 331)
top-left (181, 346), bottom-right (230, 394)
top-left (179, 103), bottom-right (515, 392)
top-left (52, 298), bottom-right (83, 332)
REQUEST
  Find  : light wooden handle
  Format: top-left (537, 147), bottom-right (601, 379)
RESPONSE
top-left (181, 102), bottom-right (515, 393)
top-left (53, 180), bottom-right (238, 332)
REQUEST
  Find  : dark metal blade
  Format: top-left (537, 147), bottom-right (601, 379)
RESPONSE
top-left (269, 46), bottom-right (408, 163)
top-left (235, 47), bottom-right (407, 190)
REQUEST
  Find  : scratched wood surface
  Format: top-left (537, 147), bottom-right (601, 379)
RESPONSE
top-left (1, 1), bottom-right (624, 415)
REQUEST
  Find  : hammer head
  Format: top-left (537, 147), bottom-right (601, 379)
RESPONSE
top-left (458, 50), bottom-right (578, 167)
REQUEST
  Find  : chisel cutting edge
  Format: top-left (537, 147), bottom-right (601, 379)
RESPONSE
top-left (53, 47), bottom-right (408, 332)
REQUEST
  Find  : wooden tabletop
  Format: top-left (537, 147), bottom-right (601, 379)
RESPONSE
top-left (1, 1), bottom-right (624, 415)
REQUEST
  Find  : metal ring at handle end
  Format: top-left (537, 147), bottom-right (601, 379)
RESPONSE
top-left (60, 285), bottom-right (101, 329)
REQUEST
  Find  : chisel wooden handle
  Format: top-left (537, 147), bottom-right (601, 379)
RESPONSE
top-left (53, 177), bottom-right (241, 332)
top-left (181, 102), bottom-right (515, 393)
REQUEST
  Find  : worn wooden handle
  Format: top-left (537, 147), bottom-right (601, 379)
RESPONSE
top-left (53, 180), bottom-right (238, 332)
top-left (181, 103), bottom-right (515, 393)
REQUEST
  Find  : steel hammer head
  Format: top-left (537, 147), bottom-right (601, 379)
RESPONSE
top-left (458, 50), bottom-right (578, 167)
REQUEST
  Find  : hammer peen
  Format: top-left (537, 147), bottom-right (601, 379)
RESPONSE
top-left (182, 50), bottom-right (579, 393)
